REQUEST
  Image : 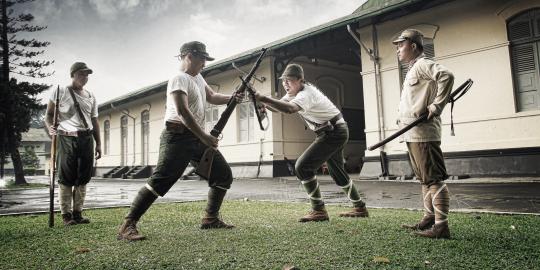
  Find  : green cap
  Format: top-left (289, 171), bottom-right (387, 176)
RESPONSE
top-left (279, 63), bottom-right (304, 80)
top-left (392, 29), bottom-right (424, 46)
top-left (179, 41), bottom-right (215, 61)
top-left (70, 62), bottom-right (93, 77)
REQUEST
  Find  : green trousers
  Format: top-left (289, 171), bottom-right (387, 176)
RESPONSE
top-left (57, 134), bottom-right (94, 186)
top-left (146, 129), bottom-right (233, 196)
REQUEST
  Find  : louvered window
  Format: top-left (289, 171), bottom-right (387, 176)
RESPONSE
top-left (508, 9), bottom-right (540, 111)
top-left (399, 38), bottom-right (435, 86)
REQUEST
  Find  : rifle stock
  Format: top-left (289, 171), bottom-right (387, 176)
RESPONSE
top-left (367, 79), bottom-right (473, 151)
top-left (49, 85), bottom-right (60, 227)
top-left (195, 48), bottom-right (267, 179)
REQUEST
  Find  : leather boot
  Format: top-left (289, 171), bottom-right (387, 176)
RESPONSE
top-left (414, 222), bottom-right (450, 239)
top-left (72, 211), bottom-right (90, 224)
top-left (401, 215), bottom-right (435, 231)
top-left (200, 216), bottom-right (235, 229)
top-left (62, 213), bottom-right (77, 226)
top-left (339, 206), bottom-right (369, 218)
top-left (298, 209), bottom-right (329, 222)
top-left (117, 219), bottom-right (146, 241)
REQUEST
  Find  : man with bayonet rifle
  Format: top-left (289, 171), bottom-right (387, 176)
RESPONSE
top-left (118, 41), bottom-right (244, 241)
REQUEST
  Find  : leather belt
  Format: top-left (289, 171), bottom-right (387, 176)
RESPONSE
top-left (165, 121), bottom-right (187, 134)
top-left (57, 129), bottom-right (93, 137)
top-left (329, 113), bottom-right (343, 125)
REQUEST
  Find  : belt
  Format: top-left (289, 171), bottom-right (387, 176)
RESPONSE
top-left (58, 129), bottom-right (93, 137)
top-left (314, 113), bottom-right (343, 128)
top-left (165, 121), bottom-right (187, 134)
top-left (329, 113), bottom-right (343, 125)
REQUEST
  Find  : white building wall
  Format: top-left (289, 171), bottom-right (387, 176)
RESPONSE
top-left (358, 0), bottom-right (540, 159)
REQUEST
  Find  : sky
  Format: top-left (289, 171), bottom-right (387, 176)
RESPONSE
top-left (13, 0), bottom-right (366, 104)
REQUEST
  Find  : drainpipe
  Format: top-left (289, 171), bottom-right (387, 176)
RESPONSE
top-left (347, 24), bottom-right (390, 177)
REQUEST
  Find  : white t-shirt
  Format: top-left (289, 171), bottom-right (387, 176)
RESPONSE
top-left (49, 86), bottom-right (98, 132)
top-left (281, 83), bottom-right (343, 130)
top-left (165, 72), bottom-right (208, 128)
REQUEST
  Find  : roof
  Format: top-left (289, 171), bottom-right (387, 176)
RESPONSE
top-left (21, 128), bottom-right (51, 142)
top-left (99, 0), bottom-right (429, 112)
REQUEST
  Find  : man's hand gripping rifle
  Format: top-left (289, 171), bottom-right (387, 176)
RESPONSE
top-left (195, 48), bottom-right (268, 180)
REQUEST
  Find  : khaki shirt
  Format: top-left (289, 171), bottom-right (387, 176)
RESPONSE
top-left (398, 55), bottom-right (454, 142)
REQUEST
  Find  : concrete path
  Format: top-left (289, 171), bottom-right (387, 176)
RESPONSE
top-left (1, 175), bottom-right (539, 215)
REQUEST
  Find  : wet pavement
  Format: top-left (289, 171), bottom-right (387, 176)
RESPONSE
top-left (1, 175), bottom-right (540, 215)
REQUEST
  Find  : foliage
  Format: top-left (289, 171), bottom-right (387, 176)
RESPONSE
top-left (20, 145), bottom-right (39, 169)
top-left (0, 201), bottom-right (539, 269)
top-left (1, 0), bottom-right (52, 183)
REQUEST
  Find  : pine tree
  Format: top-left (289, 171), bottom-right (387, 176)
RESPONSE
top-left (0, 0), bottom-right (52, 184)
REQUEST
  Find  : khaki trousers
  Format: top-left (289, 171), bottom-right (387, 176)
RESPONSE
top-left (59, 184), bottom-right (87, 214)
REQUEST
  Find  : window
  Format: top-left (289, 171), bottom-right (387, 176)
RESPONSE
top-left (205, 106), bottom-right (219, 133)
top-left (399, 38), bottom-right (435, 85)
top-left (238, 102), bottom-right (254, 142)
top-left (103, 120), bottom-right (110, 155)
top-left (141, 110), bottom-right (149, 165)
top-left (508, 8), bottom-right (540, 111)
top-left (120, 115), bottom-right (128, 166)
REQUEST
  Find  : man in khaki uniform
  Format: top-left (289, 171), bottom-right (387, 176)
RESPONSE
top-left (393, 29), bottom-right (454, 239)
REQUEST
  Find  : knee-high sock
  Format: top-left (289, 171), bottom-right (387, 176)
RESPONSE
top-left (126, 185), bottom-right (158, 221)
top-left (301, 177), bottom-right (325, 211)
top-left (429, 182), bottom-right (449, 223)
top-left (72, 185), bottom-right (87, 212)
top-left (59, 184), bottom-right (73, 215)
top-left (340, 181), bottom-right (365, 208)
top-left (422, 184), bottom-right (434, 218)
top-left (205, 186), bottom-right (228, 217)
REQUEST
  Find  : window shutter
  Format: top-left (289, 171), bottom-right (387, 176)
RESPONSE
top-left (509, 9), bottom-right (540, 111)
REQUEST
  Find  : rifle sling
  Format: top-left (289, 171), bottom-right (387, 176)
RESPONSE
top-left (67, 87), bottom-right (91, 130)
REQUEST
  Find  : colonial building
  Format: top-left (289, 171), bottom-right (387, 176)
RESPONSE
top-left (97, 0), bottom-right (540, 179)
top-left (3, 128), bottom-right (51, 176)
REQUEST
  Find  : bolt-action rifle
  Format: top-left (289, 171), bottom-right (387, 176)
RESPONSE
top-left (368, 79), bottom-right (473, 151)
top-left (195, 48), bottom-right (267, 179)
top-left (49, 85), bottom-right (60, 227)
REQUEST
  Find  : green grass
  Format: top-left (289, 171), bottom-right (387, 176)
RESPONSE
top-left (3, 179), bottom-right (48, 189)
top-left (0, 201), bottom-right (539, 270)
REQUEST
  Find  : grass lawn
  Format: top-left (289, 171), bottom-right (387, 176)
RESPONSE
top-left (2, 179), bottom-right (49, 190)
top-left (0, 201), bottom-right (539, 269)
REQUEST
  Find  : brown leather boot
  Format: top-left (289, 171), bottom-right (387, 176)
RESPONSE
top-left (117, 219), bottom-right (146, 241)
top-left (62, 213), bottom-right (77, 226)
top-left (201, 216), bottom-right (235, 229)
top-left (72, 211), bottom-right (90, 224)
top-left (339, 206), bottom-right (369, 218)
top-left (401, 215), bottom-right (435, 231)
top-left (298, 209), bottom-right (329, 222)
top-left (414, 222), bottom-right (450, 239)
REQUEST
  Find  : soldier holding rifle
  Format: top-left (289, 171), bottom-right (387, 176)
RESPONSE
top-left (393, 29), bottom-right (454, 239)
top-left (253, 63), bottom-right (369, 222)
top-left (44, 62), bottom-right (101, 226)
top-left (118, 41), bottom-right (242, 241)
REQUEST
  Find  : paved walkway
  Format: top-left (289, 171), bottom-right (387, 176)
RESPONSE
top-left (1, 175), bottom-right (540, 215)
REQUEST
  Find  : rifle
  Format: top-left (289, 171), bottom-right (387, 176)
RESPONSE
top-left (239, 76), bottom-right (269, 130)
top-left (368, 79), bottom-right (473, 151)
top-left (49, 85), bottom-right (60, 227)
top-left (195, 48), bottom-right (268, 179)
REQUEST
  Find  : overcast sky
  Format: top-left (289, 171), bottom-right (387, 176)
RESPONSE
top-left (14, 0), bottom-right (366, 104)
